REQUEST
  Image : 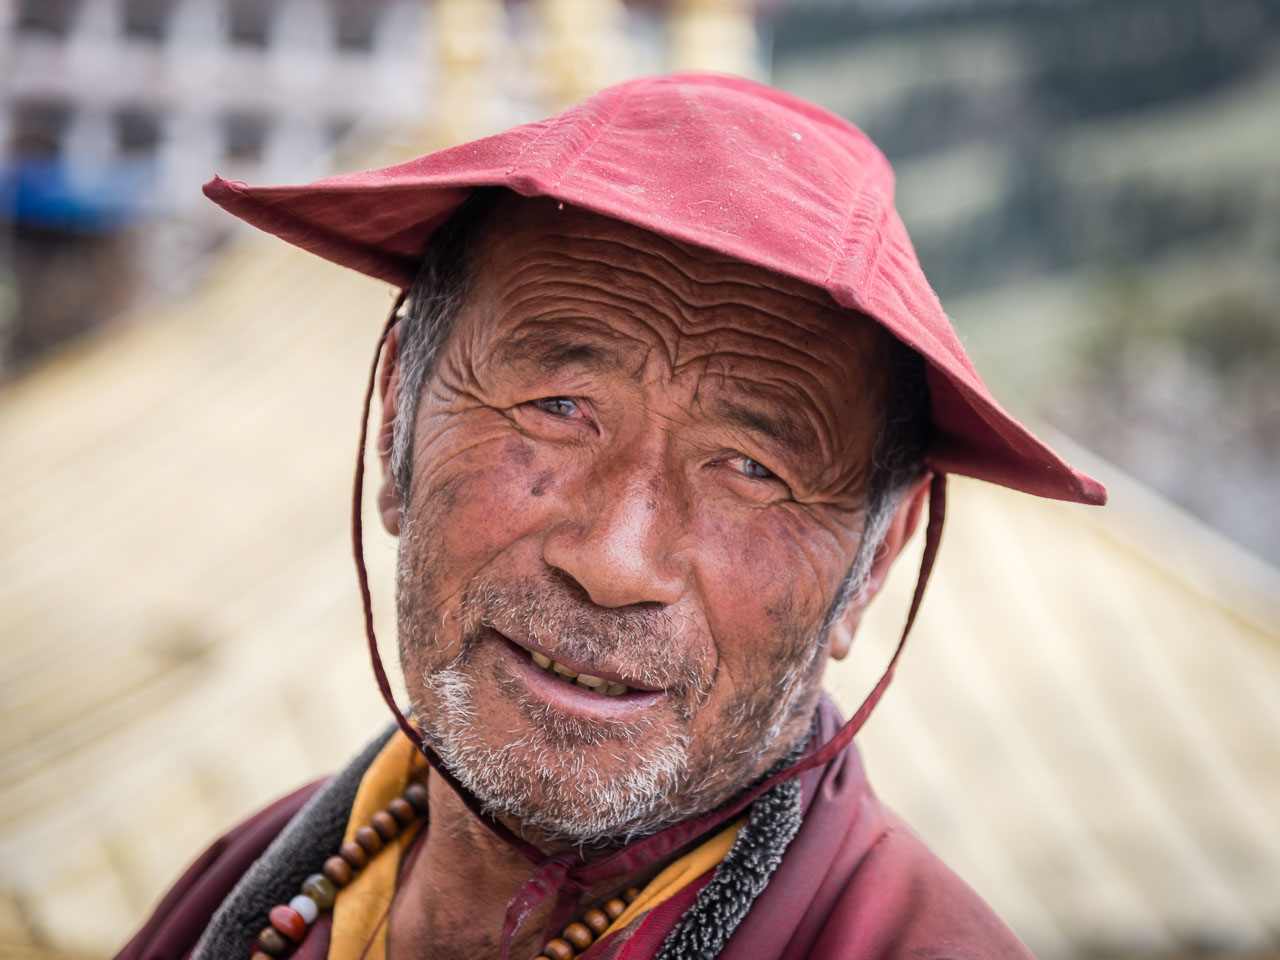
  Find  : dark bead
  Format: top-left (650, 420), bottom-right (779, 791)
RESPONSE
top-left (623, 887), bottom-right (640, 903)
top-left (355, 825), bottom-right (383, 855)
top-left (388, 797), bottom-right (415, 826)
top-left (340, 840), bottom-right (368, 869)
top-left (563, 921), bottom-right (592, 950)
top-left (543, 939), bottom-right (573, 960)
top-left (256, 926), bottom-right (289, 957)
top-left (323, 856), bottom-right (352, 886)
top-left (301, 873), bottom-right (336, 910)
top-left (371, 811), bottom-right (399, 841)
top-left (403, 782), bottom-right (429, 814)
top-left (269, 904), bottom-right (307, 942)
top-left (582, 908), bottom-right (609, 935)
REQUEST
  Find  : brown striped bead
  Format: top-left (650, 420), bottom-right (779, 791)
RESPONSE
top-left (403, 783), bottom-right (429, 814)
top-left (387, 797), bottom-right (415, 826)
top-left (301, 873), bottom-right (336, 910)
top-left (339, 840), bottom-right (367, 869)
top-left (322, 855), bottom-right (352, 886)
top-left (371, 810), bottom-right (399, 841)
top-left (563, 921), bottom-right (592, 950)
top-left (269, 905), bottom-right (306, 942)
top-left (603, 898), bottom-right (626, 919)
top-left (543, 939), bottom-right (573, 960)
top-left (256, 926), bottom-right (289, 957)
top-left (623, 887), bottom-right (641, 903)
top-left (355, 825), bottom-right (383, 855)
top-left (582, 908), bottom-right (609, 935)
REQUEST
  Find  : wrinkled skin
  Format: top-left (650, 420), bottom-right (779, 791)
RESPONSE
top-left (378, 196), bottom-right (928, 957)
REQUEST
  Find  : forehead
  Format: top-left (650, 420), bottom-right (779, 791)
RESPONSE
top-left (465, 195), bottom-right (889, 377)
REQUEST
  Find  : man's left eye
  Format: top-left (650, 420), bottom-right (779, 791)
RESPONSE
top-left (535, 397), bottom-right (579, 418)
top-left (738, 457), bottom-right (776, 480)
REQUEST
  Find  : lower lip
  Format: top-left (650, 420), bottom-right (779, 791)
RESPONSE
top-left (490, 631), bottom-right (666, 718)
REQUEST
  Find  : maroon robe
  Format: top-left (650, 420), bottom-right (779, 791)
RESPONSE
top-left (117, 701), bottom-right (1033, 960)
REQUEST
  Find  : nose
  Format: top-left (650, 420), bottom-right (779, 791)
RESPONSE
top-left (542, 439), bottom-right (687, 609)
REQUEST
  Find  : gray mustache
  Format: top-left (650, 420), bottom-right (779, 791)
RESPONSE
top-left (460, 575), bottom-right (707, 696)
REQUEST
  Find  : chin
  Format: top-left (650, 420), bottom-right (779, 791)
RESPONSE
top-left (415, 666), bottom-right (696, 843)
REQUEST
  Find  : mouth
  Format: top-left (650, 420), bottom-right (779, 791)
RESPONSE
top-left (486, 628), bottom-right (661, 700)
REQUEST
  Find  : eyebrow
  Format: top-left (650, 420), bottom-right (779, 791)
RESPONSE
top-left (497, 330), bottom-right (629, 374)
top-left (712, 397), bottom-right (819, 461)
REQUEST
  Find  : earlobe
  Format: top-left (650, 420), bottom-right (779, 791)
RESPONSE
top-left (377, 324), bottom-right (405, 537)
top-left (827, 472), bottom-right (933, 662)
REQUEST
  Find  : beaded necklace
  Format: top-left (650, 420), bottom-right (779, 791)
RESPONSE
top-left (249, 780), bottom-right (641, 960)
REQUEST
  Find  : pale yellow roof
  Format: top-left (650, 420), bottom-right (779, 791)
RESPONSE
top-left (1, 228), bottom-right (1278, 959)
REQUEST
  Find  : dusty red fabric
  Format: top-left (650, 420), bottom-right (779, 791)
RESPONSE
top-left (116, 701), bottom-right (1031, 960)
top-left (204, 71), bottom-right (1103, 507)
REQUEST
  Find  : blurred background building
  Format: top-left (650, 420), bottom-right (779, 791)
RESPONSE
top-left (1, 1), bottom-right (1278, 959)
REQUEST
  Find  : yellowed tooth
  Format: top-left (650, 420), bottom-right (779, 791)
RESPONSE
top-left (576, 673), bottom-right (605, 688)
top-left (531, 651), bottom-right (552, 669)
top-left (605, 681), bottom-right (628, 696)
top-left (552, 662), bottom-right (579, 679)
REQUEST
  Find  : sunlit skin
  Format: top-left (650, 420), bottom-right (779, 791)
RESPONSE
top-left (375, 196), bottom-right (929, 960)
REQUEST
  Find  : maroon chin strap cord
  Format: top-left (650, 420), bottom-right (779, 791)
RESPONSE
top-left (352, 301), bottom-right (948, 960)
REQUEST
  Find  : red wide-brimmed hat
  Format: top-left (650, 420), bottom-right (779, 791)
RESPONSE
top-left (205, 71), bottom-right (1103, 506)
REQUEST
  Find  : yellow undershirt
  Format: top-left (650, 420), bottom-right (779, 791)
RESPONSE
top-left (327, 732), bottom-right (742, 960)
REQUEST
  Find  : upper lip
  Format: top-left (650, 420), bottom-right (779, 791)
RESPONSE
top-left (490, 627), bottom-right (664, 692)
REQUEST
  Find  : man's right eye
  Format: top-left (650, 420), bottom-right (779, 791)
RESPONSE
top-left (535, 397), bottom-right (579, 418)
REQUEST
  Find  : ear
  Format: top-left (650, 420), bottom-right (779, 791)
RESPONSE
top-left (829, 472), bottom-right (932, 661)
top-left (377, 323), bottom-right (404, 537)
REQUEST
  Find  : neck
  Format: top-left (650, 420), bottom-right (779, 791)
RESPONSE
top-left (387, 773), bottom-right (660, 960)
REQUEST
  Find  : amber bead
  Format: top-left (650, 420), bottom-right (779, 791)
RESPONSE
top-left (256, 926), bottom-right (289, 957)
top-left (582, 908), bottom-right (609, 935)
top-left (582, 907), bottom-right (610, 934)
top-left (269, 904), bottom-right (307, 942)
top-left (340, 840), bottom-right (367, 869)
top-left (250, 952), bottom-right (275, 960)
top-left (603, 898), bottom-right (626, 919)
top-left (533, 956), bottom-right (552, 960)
top-left (371, 810), bottom-right (399, 841)
top-left (563, 922), bottom-right (593, 950)
top-left (388, 797), bottom-right (415, 826)
top-left (355, 825), bottom-right (383, 855)
top-left (301, 873), bottom-right (336, 910)
top-left (623, 887), bottom-right (641, 903)
top-left (323, 855), bottom-right (353, 886)
top-left (403, 782), bottom-right (429, 814)
top-left (543, 938), bottom-right (573, 960)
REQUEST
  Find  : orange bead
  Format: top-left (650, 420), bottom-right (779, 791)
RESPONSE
top-left (543, 939), bottom-right (573, 960)
top-left (388, 797), bottom-right (415, 826)
top-left (323, 855), bottom-right (352, 886)
top-left (371, 811), bottom-right (399, 841)
top-left (563, 921), bottom-right (592, 950)
top-left (582, 908), bottom-right (609, 934)
top-left (355, 825), bottom-right (383, 855)
top-left (269, 905), bottom-right (306, 942)
top-left (339, 841), bottom-right (367, 869)
top-left (603, 898), bottom-right (626, 919)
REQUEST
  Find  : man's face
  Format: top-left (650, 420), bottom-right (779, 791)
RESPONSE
top-left (388, 197), bottom-right (889, 843)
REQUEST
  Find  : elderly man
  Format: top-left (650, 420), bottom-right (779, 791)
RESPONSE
top-left (119, 74), bottom-right (1104, 960)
